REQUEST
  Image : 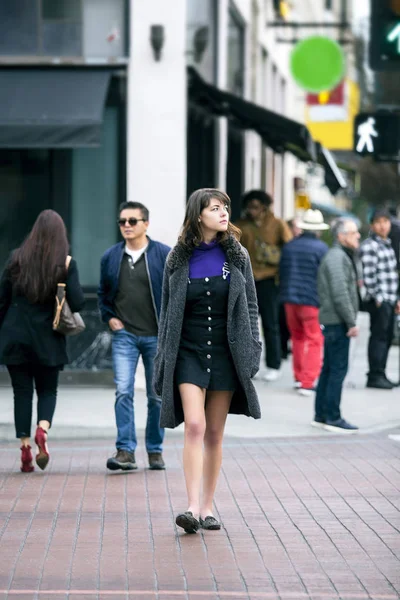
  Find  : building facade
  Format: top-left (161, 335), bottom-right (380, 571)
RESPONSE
top-left (0, 0), bottom-right (350, 375)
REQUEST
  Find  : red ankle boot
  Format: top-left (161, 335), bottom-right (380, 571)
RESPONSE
top-left (34, 427), bottom-right (49, 470)
top-left (20, 445), bottom-right (34, 473)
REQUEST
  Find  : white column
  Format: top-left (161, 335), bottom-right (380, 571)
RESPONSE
top-left (127, 0), bottom-right (187, 247)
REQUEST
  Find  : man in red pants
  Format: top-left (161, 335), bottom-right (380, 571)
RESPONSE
top-left (279, 210), bottom-right (329, 396)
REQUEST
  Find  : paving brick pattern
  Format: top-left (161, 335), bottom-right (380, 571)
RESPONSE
top-left (0, 435), bottom-right (399, 600)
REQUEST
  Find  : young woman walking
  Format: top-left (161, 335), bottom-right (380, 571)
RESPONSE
top-left (154, 188), bottom-right (261, 533)
top-left (0, 210), bottom-right (84, 472)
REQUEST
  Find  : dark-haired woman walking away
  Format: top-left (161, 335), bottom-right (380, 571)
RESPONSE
top-left (154, 189), bottom-right (261, 534)
top-left (0, 210), bottom-right (84, 472)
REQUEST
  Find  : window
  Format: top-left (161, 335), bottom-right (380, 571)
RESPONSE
top-left (71, 107), bottom-right (119, 286)
top-left (0, 2), bottom-right (39, 56)
top-left (0, 0), bottom-right (127, 58)
top-left (42, 0), bottom-right (81, 19)
top-left (186, 0), bottom-right (217, 83)
top-left (42, 0), bottom-right (82, 56)
top-left (227, 6), bottom-right (245, 96)
top-left (0, 151), bottom-right (51, 269)
top-left (83, 0), bottom-right (126, 59)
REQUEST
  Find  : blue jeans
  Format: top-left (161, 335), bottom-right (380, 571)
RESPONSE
top-left (112, 330), bottom-right (164, 453)
top-left (315, 324), bottom-right (350, 422)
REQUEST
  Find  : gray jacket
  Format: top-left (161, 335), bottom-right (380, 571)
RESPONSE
top-left (318, 244), bottom-right (359, 328)
top-left (153, 236), bottom-right (262, 429)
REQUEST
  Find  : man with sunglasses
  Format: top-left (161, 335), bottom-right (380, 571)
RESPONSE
top-left (98, 202), bottom-right (170, 471)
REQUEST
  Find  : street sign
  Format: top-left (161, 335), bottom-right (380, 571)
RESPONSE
top-left (354, 113), bottom-right (400, 160)
top-left (370, 0), bottom-right (400, 70)
top-left (290, 36), bottom-right (345, 92)
top-left (306, 80), bottom-right (347, 122)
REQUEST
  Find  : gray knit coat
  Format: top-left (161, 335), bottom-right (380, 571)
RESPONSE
top-left (153, 235), bottom-right (262, 429)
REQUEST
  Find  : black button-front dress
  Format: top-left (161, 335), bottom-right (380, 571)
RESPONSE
top-left (175, 274), bottom-right (239, 391)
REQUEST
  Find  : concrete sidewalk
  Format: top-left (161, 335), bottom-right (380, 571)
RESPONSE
top-left (0, 315), bottom-right (399, 441)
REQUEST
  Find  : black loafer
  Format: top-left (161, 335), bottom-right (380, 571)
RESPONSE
top-left (199, 516), bottom-right (221, 530)
top-left (175, 511), bottom-right (200, 534)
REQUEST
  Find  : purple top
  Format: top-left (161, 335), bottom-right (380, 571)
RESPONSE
top-left (189, 241), bottom-right (230, 280)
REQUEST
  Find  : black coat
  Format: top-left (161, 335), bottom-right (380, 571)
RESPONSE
top-left (0, 258), bottom-right (85, 367)
top-left (154, 235), bottom-right (262, 429)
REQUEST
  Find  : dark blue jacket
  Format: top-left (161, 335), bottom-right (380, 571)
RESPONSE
top-left (279, 232), bottom-right (328, 307)
top-left (98, 237), bottom-right (170, 325)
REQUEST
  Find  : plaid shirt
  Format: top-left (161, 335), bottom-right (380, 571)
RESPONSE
top-left (360, 234), bottom-right (399, 305)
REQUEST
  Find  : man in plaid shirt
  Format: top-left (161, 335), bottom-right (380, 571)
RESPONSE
top-left (360, 208), bottom-right (400, 389)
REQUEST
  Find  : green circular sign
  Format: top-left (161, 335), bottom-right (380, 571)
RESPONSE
top-left (290, 36), bottom-right (345, 93)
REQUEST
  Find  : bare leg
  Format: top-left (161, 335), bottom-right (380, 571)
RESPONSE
top-left (37, 420), bottom-right (50, 456)
top-left (20, 437), bottom-right (31, 448)
top-left (38, 420), bottom-right (50, 432)
top-left (179, 383), bottom-right (206, 518)
top-left (201, 390), bottom-right (232, 519)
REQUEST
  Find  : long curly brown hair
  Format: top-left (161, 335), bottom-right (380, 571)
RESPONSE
top-left (9, 209), bottom-right (70, 304)
top-left (178, 188), bottom-right (241, 249)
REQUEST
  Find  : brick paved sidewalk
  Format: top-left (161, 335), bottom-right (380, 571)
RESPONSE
top-left (0, 434), bottom-right (399, 600)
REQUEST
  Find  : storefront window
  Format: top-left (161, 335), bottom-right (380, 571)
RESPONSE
top-left (71, 107), bottom-right (119, 287)
top-left (0, 150), bottom-right (51, 269)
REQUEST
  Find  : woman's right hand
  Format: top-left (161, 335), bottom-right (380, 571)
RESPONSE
top-left (109, 318), bottom-right (125, 331)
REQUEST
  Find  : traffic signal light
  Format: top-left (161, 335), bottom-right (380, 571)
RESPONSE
top-left (354, 113), bottom-right (400, 160)
top-left (370, 0), bottom-right (400, 70)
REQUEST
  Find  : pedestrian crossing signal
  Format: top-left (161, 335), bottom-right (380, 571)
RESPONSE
top-left (354, 113), bottom-right (400, 160)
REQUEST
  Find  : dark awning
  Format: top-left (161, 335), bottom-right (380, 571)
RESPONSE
top-left (0, 68), bottom-right (112, 148)
top-left (317, 145), bottom-right (347, 195)
top-left (188, 66), bottom-right (317, 162)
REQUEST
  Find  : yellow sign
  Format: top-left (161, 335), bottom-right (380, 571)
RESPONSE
top-left (295, 192), bottom-right (311, 211)
top-left (305, 79), bottom-right (360, 151)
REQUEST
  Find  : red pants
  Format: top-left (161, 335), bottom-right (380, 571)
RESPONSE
top-left (284, 303), bottom-right (323, 389)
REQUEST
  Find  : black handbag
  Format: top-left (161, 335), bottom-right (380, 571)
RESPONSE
top-left (52, 256), bottom-right (85, 336)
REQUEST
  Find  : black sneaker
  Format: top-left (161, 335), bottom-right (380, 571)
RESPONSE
top-left (324, 418), bottom-right (359, 433)
top-left (311, 416), bottom-right (326, 429)
top-left (107, 449), bottom-right (137, 471)
top-left (367, 377), bottom-right (393, 390)
top-left (148, 452), bottom-right (165, 470)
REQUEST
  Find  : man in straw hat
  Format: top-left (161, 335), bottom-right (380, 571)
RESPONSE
top-left (279, 209), bottom-right (329, 396)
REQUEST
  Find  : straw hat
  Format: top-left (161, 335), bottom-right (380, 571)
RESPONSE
top-left (297, 209), bottom-right (329, 231)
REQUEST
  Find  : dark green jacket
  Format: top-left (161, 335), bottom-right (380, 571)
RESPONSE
top-left (318, 244), bottom-right (359, 329)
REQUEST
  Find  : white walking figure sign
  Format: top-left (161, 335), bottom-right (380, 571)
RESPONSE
top-left (356, 117), bottom-right (378, 153)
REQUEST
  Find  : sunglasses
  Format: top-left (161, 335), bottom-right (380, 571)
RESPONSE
top-left (118, 218), bottom-right (146, 227)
